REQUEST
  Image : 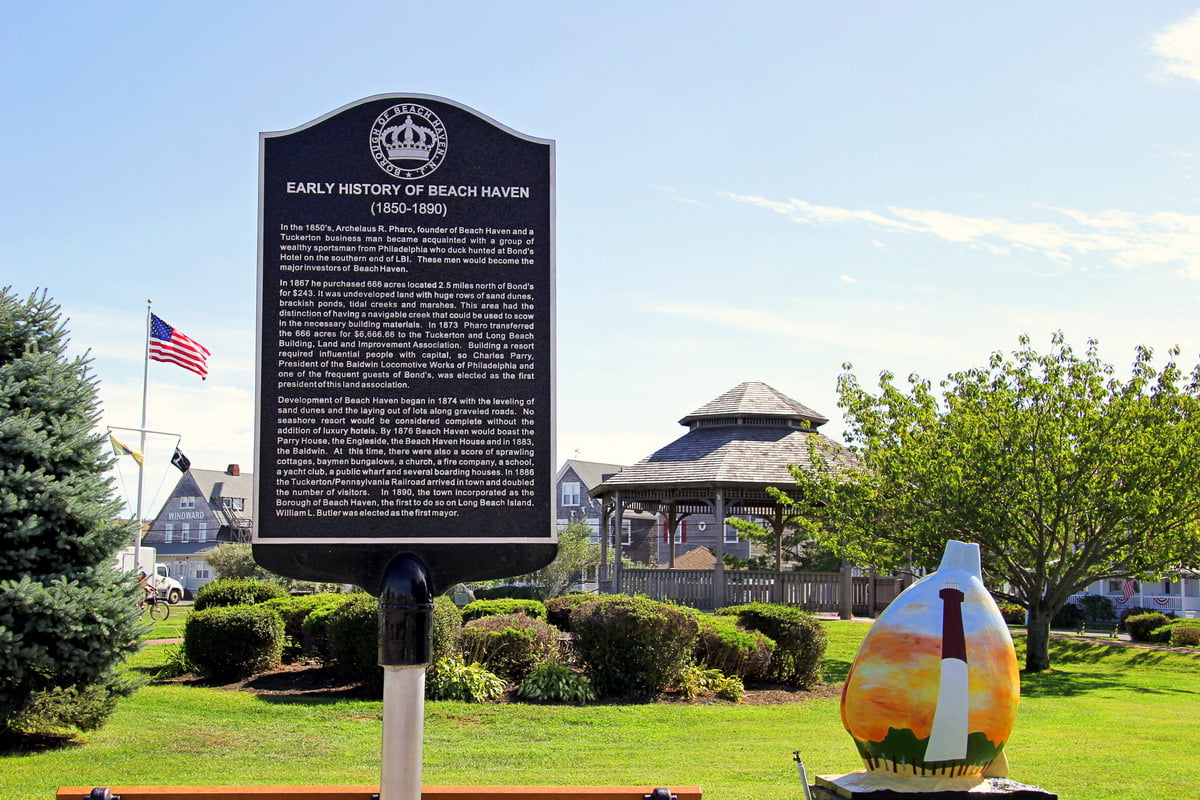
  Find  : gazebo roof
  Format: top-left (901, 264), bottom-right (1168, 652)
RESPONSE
top-left (593, 382), bottom-right (855, 497)
top-left (679, 381), bottom-right (828, 429)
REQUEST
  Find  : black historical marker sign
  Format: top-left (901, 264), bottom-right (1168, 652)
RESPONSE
top-left (254, 95), bottom-right (556, 594)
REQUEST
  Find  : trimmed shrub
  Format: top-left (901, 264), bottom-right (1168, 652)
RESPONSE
top-left (462, 598), bottom-right (547, 623)
top-left (1147, 619), bottom-right (1184, 644)
top-left (461, 613), bottom-right (559, 681)
top-left (259, 592), bottom-right (346, 661)
top-left (1169, 625), bottom-right (1200, 647)
top-left (1147, 619), bottom-right (1200, 645)
top-left (516, 662), bottom-right (596, 704)
top-left (717, 603), bottom-right (827, 689)
top-left (1125, 612), bottom-right (1172, 643)
top-left (432, 594), bottom-right (463, 664)
top-left (571, 594), bottom-right (699, 697)
top-left (695, 614), bottom-right (775, 681)
top-left (546, 593), bottom-right (602, 631)
top-left (327, 593), bottom-right (381, 690)
top-left (997, 604), bottom-right (1025, 626)
top-left (473, 585), bottom-right (543, 601)
top-left (301, 594), bottom-right (358, 662)
top-left (1077, 594), bottom-right (1116, 622)
top-left (184, 604), bottom-right (284, 680)
top-left (426, 657), bottom-right (506, 702)
top-left (192, 578), bottom-right (289, 611)
top-left (1119, 606), bottom-right (1176, 628)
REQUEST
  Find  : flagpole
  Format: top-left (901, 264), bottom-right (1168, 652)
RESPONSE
top-left (134, 300), bottom-right (152, 576)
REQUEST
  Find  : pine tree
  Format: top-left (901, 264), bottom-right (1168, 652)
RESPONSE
top-left (0, 288), bottom-right (144, 740)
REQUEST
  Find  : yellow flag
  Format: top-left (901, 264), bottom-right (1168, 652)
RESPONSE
top-left (109, 433), bottom-right (144, 467)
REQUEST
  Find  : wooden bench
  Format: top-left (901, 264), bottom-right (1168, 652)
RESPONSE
top-left (1075, 619), bottom-right (1120, 638)
top-left (56, 786), bottom-right (702, 800)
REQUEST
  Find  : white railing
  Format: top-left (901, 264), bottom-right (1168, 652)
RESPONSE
top-left (1069, 592), bottom-right (1200, 616)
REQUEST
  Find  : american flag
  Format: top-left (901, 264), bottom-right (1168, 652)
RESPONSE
top-left (149, 314), bottom-right (210, 380)
top-left (1121, 578), bottom-right (1137, 603)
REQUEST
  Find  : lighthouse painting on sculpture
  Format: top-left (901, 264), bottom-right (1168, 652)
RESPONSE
top-left (841, 540), bottom-right (1019, 779)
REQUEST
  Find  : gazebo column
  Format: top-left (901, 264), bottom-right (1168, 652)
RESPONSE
top-left (612, 491), bottom-right (624, 594)
top-left (713, 489), bottom-right (726, 610)
top-left (840, 558), bottom-right (853, 620)
top-left (666, 501), bottom-right (679, 569)
top-left (598, 500), bottom-right (609, 588)
top-left (772, 505), bottom-right (786, 603)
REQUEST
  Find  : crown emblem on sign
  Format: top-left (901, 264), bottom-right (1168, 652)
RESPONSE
top-left (381, 116), bottom-right (438, 161)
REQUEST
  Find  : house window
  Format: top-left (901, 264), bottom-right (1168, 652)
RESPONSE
top-left (198, 522), bottom-right (208, 541)
top-left (180, 523), bottom-right (190, 543)
top-left (179, 497), bottom-right (196, 509)
top-left (662, 519), bottom-right (687, 544)
top-left (724, 522), bottom-right (740, 544)
top-left (622, 520), bottom-right (632, 546)
top-left (561, 482), bottom-right (581, 507)
top-left (588, 520), bottom-right (601, 544)
top-left (163, 523), bottom-right (174, 544)
top-left (224, 497), bottom-right (245, 512)
top-left (195, 567), bottom-right (210, 579)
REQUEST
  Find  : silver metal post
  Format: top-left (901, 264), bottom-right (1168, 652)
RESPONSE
top-left (377, 555), bottom-right (432, 800)
top-left (793, 752), bottom-right (813, 800)
top-left (381, 665), bottom-right (426, 800)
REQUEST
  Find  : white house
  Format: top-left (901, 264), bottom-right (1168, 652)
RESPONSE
top-left (141, 464), bottom-right (253, 597)
top-left (1071, 575), bottom-right (1200, 618)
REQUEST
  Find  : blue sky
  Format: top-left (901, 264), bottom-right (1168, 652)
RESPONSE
top-left (4, 3), bottom-right (1200, 517)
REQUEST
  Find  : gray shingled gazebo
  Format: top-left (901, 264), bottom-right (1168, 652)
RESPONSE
top-left (591, 381), bottom-right (861, 609)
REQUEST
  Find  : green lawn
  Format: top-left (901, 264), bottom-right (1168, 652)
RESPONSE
top-left (5, 621), bottom-right (1199, 800)
top-left (141, 602), bottom-right (191, 640)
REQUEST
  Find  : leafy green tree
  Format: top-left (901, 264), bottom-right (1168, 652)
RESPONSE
top-left (526, 518), bottom-right (600, 599)
top-left (208, 542), bottom-right (340, 594)
top-left (207, 542), bottom-right (278, 580)
top-left (782, 333), bottom-right (1200, 672)
top-left (726, 516), bottom-right (841, 571)
top-left (0, 288), bottom-right (144, 740)
top-left (472, 519), bottom-right (604, 599)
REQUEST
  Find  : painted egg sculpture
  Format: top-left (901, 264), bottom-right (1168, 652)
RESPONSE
top-left (841, 540), bottom-right (1019, 779)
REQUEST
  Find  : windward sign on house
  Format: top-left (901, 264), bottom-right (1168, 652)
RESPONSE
top-left (253, 94), bottom-right (556, 593)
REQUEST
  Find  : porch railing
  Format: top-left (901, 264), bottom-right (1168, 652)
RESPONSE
top-left (1069, 591), bottom-right (1200, 617)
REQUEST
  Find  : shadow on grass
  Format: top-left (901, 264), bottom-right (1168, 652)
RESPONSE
top-left (0, 732), bottom-right (84, 757)
top-left (1019, 670), bottom-right (1130, 698)
top-left (822, 658), bottom-right (853, 684)
top-left (1047, 638), bottom-right (1153, 664)
top-left (1020, 666), bottom-right (1200, 699)
top-left (125, 664), bottom-right (162, 679)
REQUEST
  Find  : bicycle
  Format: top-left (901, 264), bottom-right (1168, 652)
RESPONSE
top-left (141, 592), bottom-right (170, 621)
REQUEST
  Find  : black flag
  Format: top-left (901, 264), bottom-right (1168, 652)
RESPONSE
top-left (171, 447), bottom-right (191, 473)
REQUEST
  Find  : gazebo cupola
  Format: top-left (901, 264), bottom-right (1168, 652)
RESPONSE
top-left (677, 381), bottom-right (830, 432)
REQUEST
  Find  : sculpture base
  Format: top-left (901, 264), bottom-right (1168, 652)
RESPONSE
top-left (813, 772), bottom-right (1057, 800)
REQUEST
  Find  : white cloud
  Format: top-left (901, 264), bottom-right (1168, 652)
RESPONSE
top-left (840, 274), bottom-right (860, 284)
top-left (1153, 11), bottom-right (1200, 82)
top-left (725, 193), bottom-right (1200, 278)
top-left (650, 184), bottom-right (706, 207)
top-left (725, 193), bottom-right (917, 231)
